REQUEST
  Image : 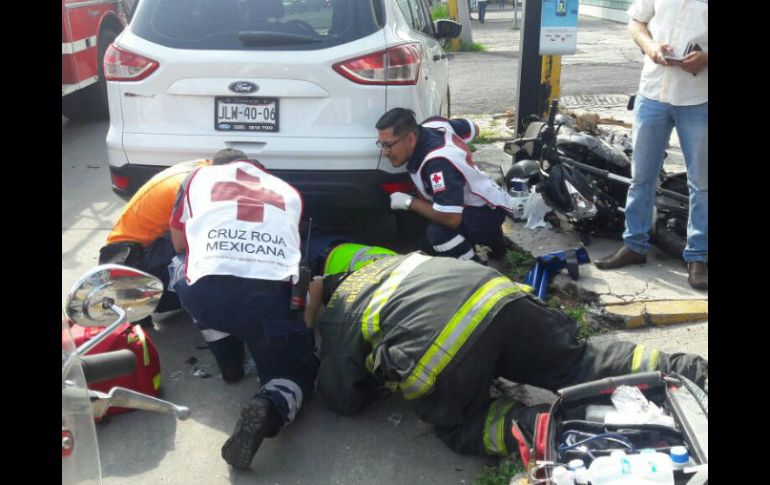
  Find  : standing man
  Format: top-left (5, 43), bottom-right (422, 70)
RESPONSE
top-left (376, 108), bottom-right (515, 263)
top-left (478, 0), bottom-right (488, 23)
top-left (304, 253), bottom-right (707, 460)
top-left (98, 149), bottom-right (247, 321)
top-left (170, 156), bottom-right (318, 470)
top-left (595, 0), bottom-right (707, 290)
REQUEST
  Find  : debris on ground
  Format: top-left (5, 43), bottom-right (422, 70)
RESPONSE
top-left (387, 413), bottom-right (403, 426)
top-left (192, 367), bottom-right (212, 378)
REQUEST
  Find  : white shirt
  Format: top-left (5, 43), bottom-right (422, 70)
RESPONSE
top-left (627, 0), bottom-right (708, 106)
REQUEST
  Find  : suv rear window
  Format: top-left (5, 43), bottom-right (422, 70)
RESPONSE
top-left (131, 0), bottom-right (382, 50)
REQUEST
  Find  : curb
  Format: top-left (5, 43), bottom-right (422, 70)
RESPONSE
top-left (601, 300), bottom-right (708, 329)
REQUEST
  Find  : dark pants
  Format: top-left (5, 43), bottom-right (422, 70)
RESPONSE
top-left (478, 1), bottom-right (488, 22)
top-left (426, 206), bottom-right (505, 259)
top-left (98, 233), bottom-right (180, 313)
top-left (174, 274), bottom-right (319, 424)
top-left (414, 295), bottom-right (708, 458)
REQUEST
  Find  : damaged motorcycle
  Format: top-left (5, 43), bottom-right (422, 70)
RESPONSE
top-left (505, 99), bottom-right (690, 259)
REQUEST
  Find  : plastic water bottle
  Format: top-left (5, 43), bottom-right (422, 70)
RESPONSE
top-left (669, 446), bottom-right (695, 470)
top-left (550, 465), bottom-right (574, 485)
top-left (567, 459), bottom-right (589, 484)
top-left (635, 449), bottom-right (675, 483)
top-left (587, 450), bottom-right (674, 484)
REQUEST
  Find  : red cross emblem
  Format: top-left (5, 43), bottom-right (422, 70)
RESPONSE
top-left (432, 173), bottom-right (442, 184)
top-left (211, 168), bottom-right (285, 222)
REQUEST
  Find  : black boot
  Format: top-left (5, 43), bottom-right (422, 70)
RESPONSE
top-left (221, 397), bottom-right (283, 470)
top-left (487, 230), bottom-right (510, 260)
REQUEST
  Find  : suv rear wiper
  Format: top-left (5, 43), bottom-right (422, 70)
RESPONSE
top-left (238, 31), bottom-right (321, 46)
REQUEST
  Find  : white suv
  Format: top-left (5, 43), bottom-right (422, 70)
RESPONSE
top-left (105, 0), bottom-right (460, 214)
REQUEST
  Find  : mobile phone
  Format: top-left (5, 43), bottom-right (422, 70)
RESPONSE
top-left (664, 55), bottom-right (683, 62)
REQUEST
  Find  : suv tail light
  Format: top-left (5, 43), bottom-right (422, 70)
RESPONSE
top-left (380, 181), bottom-right (416, 194)
top-left (104, 45), bottom-right (159, 81)
top-left (333, 43), bottom-right (422, 85)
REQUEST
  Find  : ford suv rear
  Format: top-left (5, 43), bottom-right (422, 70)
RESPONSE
top-left (105, 0), bottom-right (460, 213)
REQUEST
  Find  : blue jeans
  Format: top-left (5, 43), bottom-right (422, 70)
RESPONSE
top-left (623, 95), bottom-right (708, 263)
top-left (478, 1), bottom-right (487, 22)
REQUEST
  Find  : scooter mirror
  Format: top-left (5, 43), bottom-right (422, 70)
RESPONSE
top-left (65, 264), bottom-right (163, 327)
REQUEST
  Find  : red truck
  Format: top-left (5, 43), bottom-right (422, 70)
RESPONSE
top-left (62, 0), bottom-right (132, 120)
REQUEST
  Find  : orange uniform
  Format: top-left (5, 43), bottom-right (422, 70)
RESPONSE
top-left (107, 159), bottom-right (210, 246)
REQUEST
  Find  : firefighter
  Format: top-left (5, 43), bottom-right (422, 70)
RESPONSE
top-left (376, 108), bottom-right (515, 262)
top-left (305, 234), bottom-right (398, 276)
top-left (98, 148), bottom-right (247, 322)
top-left (304, 253), bottom-right (708, 459)
top-left (170, 155), bottom-right (318, 470)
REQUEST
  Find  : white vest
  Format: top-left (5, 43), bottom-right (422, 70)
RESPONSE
top-left (413, 120), bottom-right (515, 214)
top-left (180, 161), bottom-right (302, 284)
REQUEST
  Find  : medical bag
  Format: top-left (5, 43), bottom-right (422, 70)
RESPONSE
top-left (70, 322), bottom-right (161, 417)
top-left (528, 371), bottom-right (708, 484)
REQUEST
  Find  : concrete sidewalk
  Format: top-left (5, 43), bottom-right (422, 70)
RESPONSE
top-left (455, 11), bottom-right (707, 330)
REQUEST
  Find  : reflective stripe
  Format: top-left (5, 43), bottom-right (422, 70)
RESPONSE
top-left (62, 76), bottom-right (99, 96)
top-left (66, 0), bottom-right (122, 9)
top-left (648, 348), bottom-right (660, 371)
top-left (263, 378), bottom-right (303, 422)
top-left (483, 399), bottom-right (516, 456)
top-left (631, 345), bottom-right (644, 373)
top-left (400, 277), bottom-right (521, 399)
top-left (432, 203), bottom-right (464, 214)
top-left (458, 248), bottom-right (476, 261)
top-left (361, 253), bottom-right (432, 342)
top-left (631, 345), bottom-right (660, 373)
top-left (152, 373), bottom-right (161, 391)
top-left (433, 234), bottom-right (466, 252)
top-left (200, 328), bottom-right (231, 342)
top-left (62, 35), bottom-right (97, 55)
top-left (348, 246), bottom-right (373, 271)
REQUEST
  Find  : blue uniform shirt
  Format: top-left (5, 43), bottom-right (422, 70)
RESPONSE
top-left (407, 118), bottom-right (474, 213)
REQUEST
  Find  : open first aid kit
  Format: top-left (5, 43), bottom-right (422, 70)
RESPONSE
top-left (527, 371), bottom-right (707, 484)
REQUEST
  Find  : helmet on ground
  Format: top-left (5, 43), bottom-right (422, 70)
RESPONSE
top-left (506, 159), bottom-right (541, 188)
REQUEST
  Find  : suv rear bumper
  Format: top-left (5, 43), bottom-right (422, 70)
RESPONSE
top-left (109, 164), bottom-right (414, 213)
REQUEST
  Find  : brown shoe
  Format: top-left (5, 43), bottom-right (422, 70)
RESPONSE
top-left (687, 262), bottom-right (708, 290)
top-left (595, 246), bottom-right (646, 270)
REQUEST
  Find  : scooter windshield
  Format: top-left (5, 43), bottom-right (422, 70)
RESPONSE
top-left (62, 316), bottom-right (101, 485)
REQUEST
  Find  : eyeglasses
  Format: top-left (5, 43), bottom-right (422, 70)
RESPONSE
top-left (376, 133), bottom-right (407, 151)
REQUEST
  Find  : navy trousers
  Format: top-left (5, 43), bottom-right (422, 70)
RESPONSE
top-left (174, 274), bottom-right (319, 424)
top-left (426, 206), bottom-right (506, 260)
top-left (98, 233), bottom-right (180, 313)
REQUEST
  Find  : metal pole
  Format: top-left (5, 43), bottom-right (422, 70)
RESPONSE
top-left (448, 0), bottom-right (461, 51)
top-left (540, 54), bottom-right (562, 119)
top-left (515, 0), bottom-right (543, 135)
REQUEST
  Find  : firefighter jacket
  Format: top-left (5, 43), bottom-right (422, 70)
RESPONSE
top-left (316, 253), bottom-right (529, 415)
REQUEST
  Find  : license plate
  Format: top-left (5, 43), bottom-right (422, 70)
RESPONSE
top-left (215, 97), bottom-right (279, 132)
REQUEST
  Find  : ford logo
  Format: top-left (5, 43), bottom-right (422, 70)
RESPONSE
top-left (229, 81), bottom-right (258, 93)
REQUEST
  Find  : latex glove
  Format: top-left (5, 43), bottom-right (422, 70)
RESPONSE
top-left (390, 192), bottom-right (414, 211)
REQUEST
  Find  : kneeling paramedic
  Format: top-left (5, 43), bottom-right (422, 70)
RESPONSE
top-left (304, 253), bottom-right (708, 460)
top-left (376, 108), bottom-right (516, 262)
top-left (98, 148), bottom-right (247, 324)
top-left (170, 156), bottom-right (318, 470)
